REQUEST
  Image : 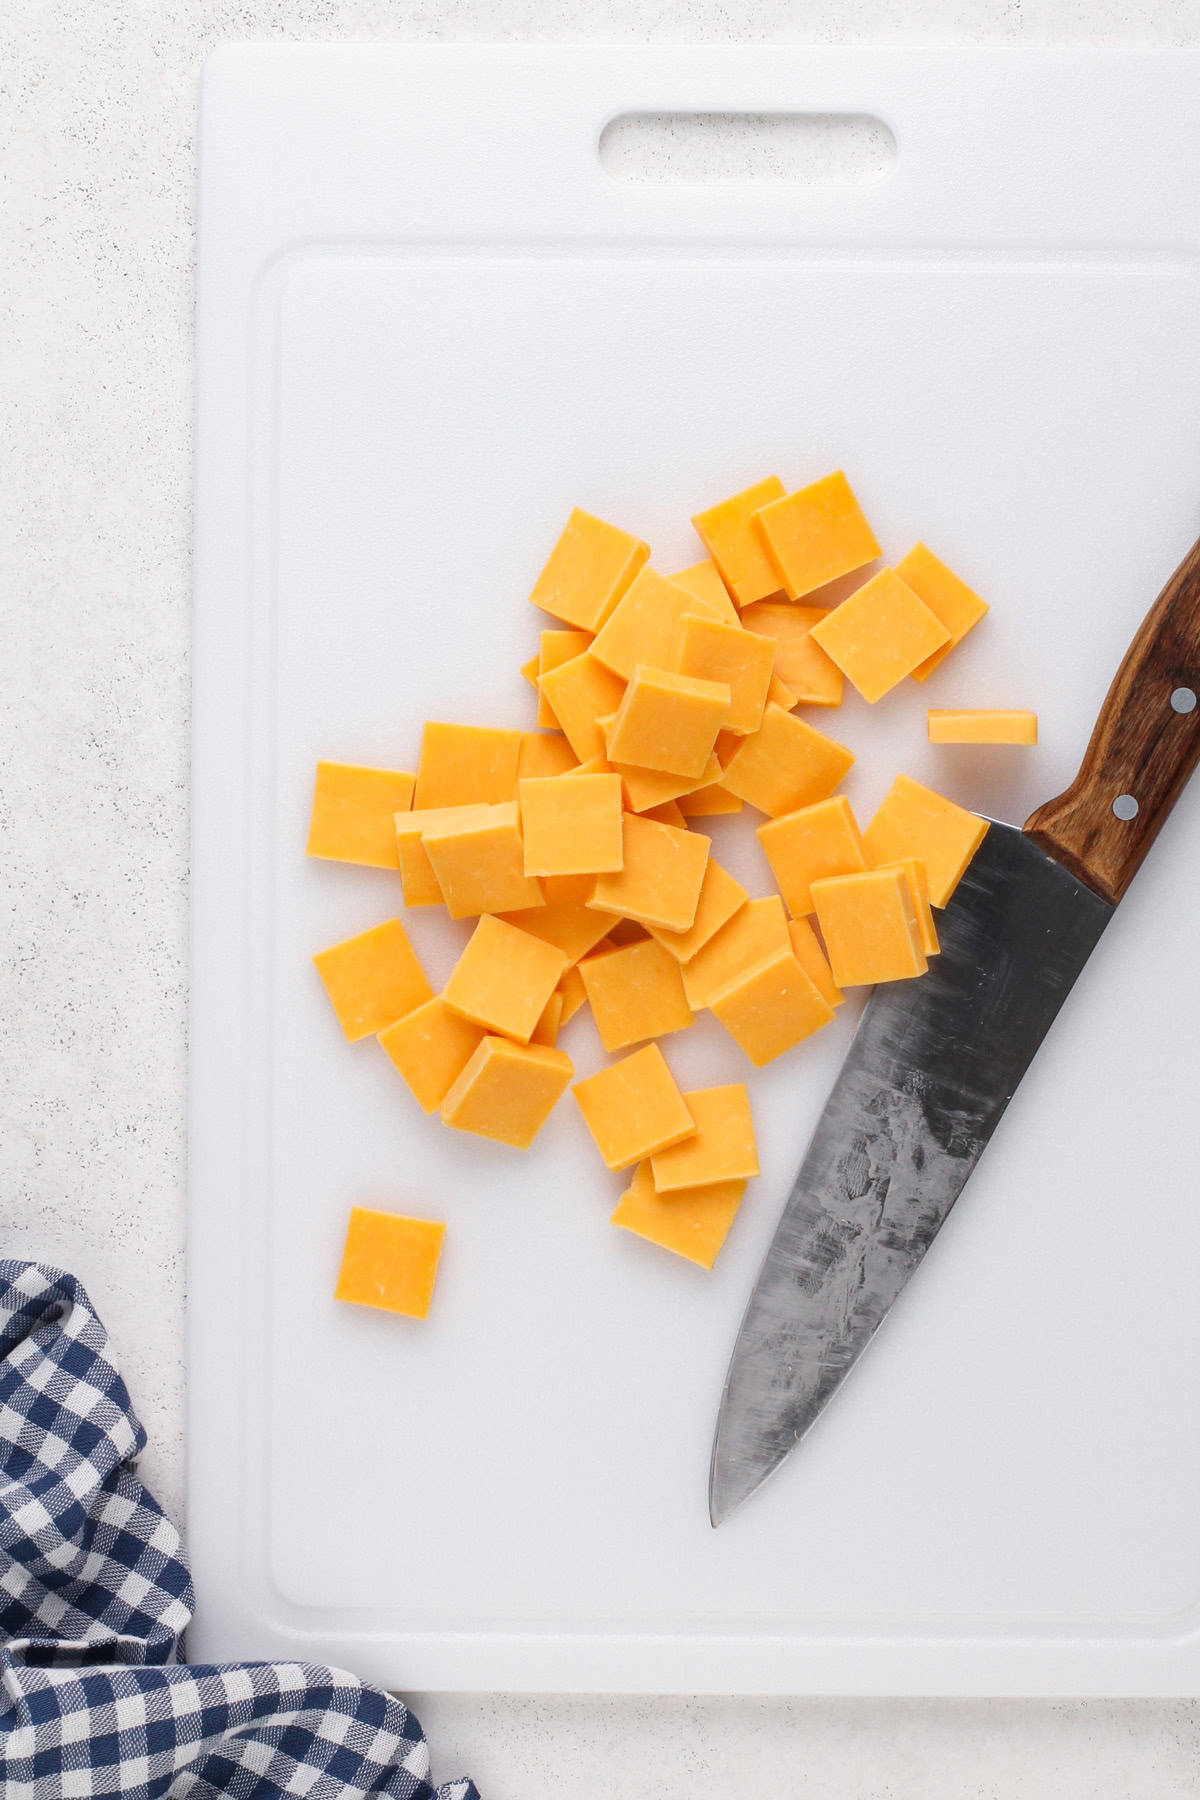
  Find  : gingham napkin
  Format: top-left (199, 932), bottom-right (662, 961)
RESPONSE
top-left (0, 1260), bottom-right (479, 1799)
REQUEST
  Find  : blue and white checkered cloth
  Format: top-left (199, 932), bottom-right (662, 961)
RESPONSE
top-left (0, 1260), bottom-right (479, 1799)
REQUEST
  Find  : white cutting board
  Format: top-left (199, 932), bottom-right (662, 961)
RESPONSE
top-left (189, 45), bottom-right (1200, 1693)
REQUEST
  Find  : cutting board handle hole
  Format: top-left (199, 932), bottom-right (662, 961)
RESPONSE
top-left (599, 112), bottom-right (897, 187)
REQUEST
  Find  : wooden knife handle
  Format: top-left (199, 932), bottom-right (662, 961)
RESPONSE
top-left (1024, 534), bottom-right (1200, 904)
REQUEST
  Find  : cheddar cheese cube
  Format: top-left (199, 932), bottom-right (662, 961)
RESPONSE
top-left (441, 1035), bottom-right (573, 1147)
top-left (422, 802), bottom-right (544, 919)
top-left (645, 858), bottom-right (748, 964)
top-left (518, 773), bottom-right (624, 876)
top-left (536, 629), bottom-right (593, 727)
top-left (589, 814), bottom-right (711, 934)
top-left (517, 731), bottom-right (578, 782)
top-left (611, 1161), bottom-right (746, 1270)
top-left (681, 894), bottom-right (790, 1010)
top-left (709, 945), bottom-right (836, 1067)
top-left (811, 867), bottom-right (928, 987)
top-left (529, 507), bottom-right (649, 632)
top-left (611, 749), bottom-right (723, 814)
top-left (677, 781), bottom-right (743, 817)
top-left (787, 916), bottom-right (844, 1008)
top-left (442, 915), bottom-right (569, 1043)
top-left (306, 762), bottom-right (415, 869)
top-left (607, 666), bottom-right (730, 780)
top-left (927, 709), bottom-right (1038, 745)
top-left (740, 602), bottom-right (844, 707)
top-left (674, 612), bottom-right (775, 735)
top-left (591, 566), bottom-right (724, 681)
top-left (578, 937), bottom-right (693, 1052)
top-left (395, 804), bottom-right (491, 907)
top-left (378, 997), bottom-right (484, 1114)
top-left (692, 475), bottom-right (788, 608)
top-left (751, 469), bottom-right (881, 600)
top-left (414, 722), bottom-right (523, 809)
top-left (642, 798), bottom-right (687, 827)
top-left (756, 795), bottom-right (871, 917)
top-left (572, 1042), bottom-right (696, 1171)
top-left (863, 774), bottom-right (989, 907)
top-left (556, 962), bottom-right (589, 1025)
top-left (334, 1207), bottom-right (445, 1320)
top-left (883, 856), bottom-right (941, 956)
top-left (498, 872), bottom-right (617, 964)
top-left (809, 569), bottom-right (951, 704)
top-left (896, 543), bottom-right (990, 681)
top-left (313, 919), bottom-right (432, 1042)
top-left (531, 990), bottom-right (564, 1047)
top-left (720, 704), bottom-right (854, 818)
top-left (669, 559), bottom-right (740, 623)
top-left (537, 652), bottom-right (627, 764)
top-left (650, 1084), bottom-right (758, 1192)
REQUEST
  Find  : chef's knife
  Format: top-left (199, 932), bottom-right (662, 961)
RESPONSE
top-left (709, 535), bottom-right (1200, 1527)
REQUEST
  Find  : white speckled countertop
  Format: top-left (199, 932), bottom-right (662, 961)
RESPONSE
top-left (4, 2), bottom-right (1200, 1792)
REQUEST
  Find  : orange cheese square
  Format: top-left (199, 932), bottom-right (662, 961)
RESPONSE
top-left (927, 709), bottom-right (1037, 745)
top-left (809, 569), bottom-right (951, 704)
top-left (535, 629), bottom-right (593, 727)
top-left (589, 814), bottom-right (711, 934)
top-left (312, 919), bottom-right (432, 1042)
top-left (751, 469), bottom-right (881, 600)
top-left (528, 508), bottom-right (650, 632)
top-left (896, 543), bottom-right (990, 681)
top-left (498, 872), bottom-right (617, 964)
top-left (669, 559), bottom-right (741, 622)
top-left (590, 566), bottom-right (725, 681)
top-left (531, 990), bottom-right (564, 1047)
top-left (882, 856), bottom-right (941, 956)
top-left (681, 894), bottom-right (790, 1010)
top-left (863, 774), bottom-right (989, 907)
top-left (720, 704), bottom-right (854, 818)
top-left (677, 782), bottom-right (743, 817)
top-left (518, 773), bottom-right (624, 876)
top-left (692, 475), bottom-right (788, 608)
top-left (578, 937), bottom-right (693, 1051)
top-left (610, 749), bottom-right (723, 814)
top-left (787, 916), bottom-right (844, 1008)
top-left (556, 962), bottom-right (589, 1025)
top-left (674, 612), bottom-right (775, 735)
top-left (394, 803), bottom-right (491, 907)
top-left (811, 867), bottom-right (928, 987)
top-left (442, 914), bottom-right (569, 1042)
top-left (646, 858), bottom-right (748, 964)
top-left (537, 652), bottom-right (627, 764)
top-left (607, 666), bottom-right (730, 779)
top-left (572, 1042), bottom-right (696, 1171)
top-left (306, 762), bottom-right (415, 869)
top-left (756, 794), bottom-right (871, 917)
top-left (740, 603), bottom-right (844, 706)
top-left (378, 997), bottom-right (485, 1113)
top-left (517, 731), bottom-right (578, 781)
top-left (610, 1161), bottom-right (746, 1269)
top-left (422, 802), bottom-right (544, 919)
top-left (650, 1084), bottom-right (758, 1191)
top-left (414, 722), bottom-right (522, 809)
top-left (334, 1207), bottom-right (445, 1319)
top-left (709, 945), bottom-right (836, 1067)
top-left (441, 1035), bottom-right (574, 1148)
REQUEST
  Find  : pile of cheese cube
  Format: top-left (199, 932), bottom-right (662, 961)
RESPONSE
top-left (311, 471), bottom-right (1002, 1315)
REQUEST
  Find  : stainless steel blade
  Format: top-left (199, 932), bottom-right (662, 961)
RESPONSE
top-left (709, 821), bottom-right (1114, 1526)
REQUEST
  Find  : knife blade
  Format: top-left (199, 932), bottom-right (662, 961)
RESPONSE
top-left (710, 534), bottom-right (1200, 1526)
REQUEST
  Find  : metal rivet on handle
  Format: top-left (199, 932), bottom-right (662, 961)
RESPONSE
top-left (1112, 793), bottom-right (1139, 821)
top-left (1171, 686), bottom-right (1197, 714)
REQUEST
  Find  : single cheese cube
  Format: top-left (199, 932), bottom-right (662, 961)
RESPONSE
top-left (537, 652), bottom-right (627, 764)
top-left (787, 916), bottom-right (844, 1008)
top-left (611, 1162), bottom-right (747, 1270)
top-left (589, 814), bottom-right (711, 934)
top-left (590, 566), bottom-right (725, 681)
top-left (395, 804), bottom-right (491, 907)
top-left (642, 798), bottom-right (687, 827)
top-left (578, 937), bottom-right (693, 1052)
top-left (518, 773), bottom-right (624, 876)
top-left (927, 708), bottom-right (1038, 745)
top-left (646, 858), bottom-right (748, 964)
top-left (517, 730), bottom-right (578, 782)
top-left (529, 508), bottom-right (650, 632)
top-left (378, 997), bottom-right (484, 1114)
top-left (709, 945), bottom-right (836, 1067)
top-left (531, 990), bottom-right (564, 1047)
top-left (720, 704), bottom-right (855, 818)
top-left (809, 569), bottom-right (951, 704)
top-left (674, 612), bottom-right (775, 735)
top-left (442, 1035), bottom-right (573, 1148)
top-left (677, 781), bottom-right (743, 817)
top-left (811, 868), bottom-right (928, 987)
top-left (650, 1084), bottom-right (758, 1192)
top-left (498, 872), bottom-right (617, 964)
top-left (756, 794), bottom-right (871, 917)
top-left (896, 543), bottom-right (990, 681)
top-left (556, 962), bottom-right (589, 1025)
top-left (611, 749), bottom-right (723, 814)
top-left (334, 1207), bottom-right (445, 1320)
top-left (442, 915), bottom-right (569, 1043)
top-left (751, 470), bottom-right (881, 600)
top-left (572, 1042), bottom-right (696, 1171)
top-left (692, 475), bottom-right (788, 608)
top-left (740, 603), bottom-right (844, 707)
top-left (534, 629), bottom-right (592, 728)
top-left (863, 774), bottom-right (989, 907)
top-left (682, 894), bottom-right (790, 1009)
top-left (312, 919), bottom-right (432, 1042)
top-left (607, 666), bottom-right (731, 779)
top-left (422, 802), bottom-right (544, 919)
top-left (669, 559), bottom-right (741, 623)
top-left (881, 856), bottom-right (941, 956)
top-left (306, 762), bottom-right (415, 869)
top-left (414, 722), bottom-right (523, 809)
